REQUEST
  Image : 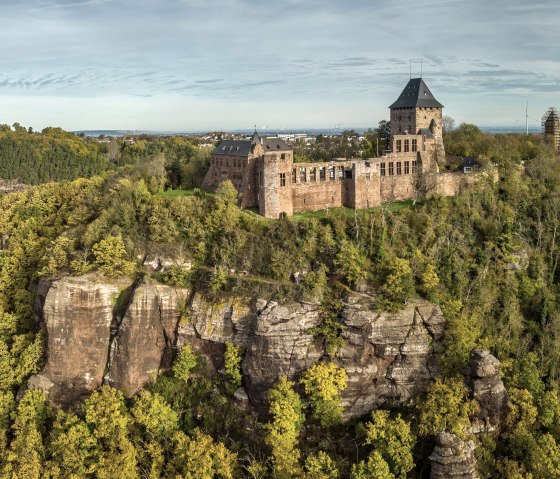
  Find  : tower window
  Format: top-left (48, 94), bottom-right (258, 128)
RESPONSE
top-left (279, 173), bottom-right (286, 187)
top-left (404, 140), bottom-right (410, 152)
top-left (388, 162), bottom-right (394, 175)
top-left (397, 162), bottom-right (402, 175)
top-left (404, 161), bottom-right (410, 175)
top-left (396, 140), bottom-right (402, 153)
top-left (380, 163), bottom-right (386, 176)
top-left (292, 168), bottom-right (297, 184)
top-left (411, 139), bottom-right (417, 152)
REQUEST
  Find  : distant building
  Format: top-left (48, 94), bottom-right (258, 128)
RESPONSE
top-left (543, 107), bottom-right (560, 152)
top-left (202, 78), bottom-right (481, 218)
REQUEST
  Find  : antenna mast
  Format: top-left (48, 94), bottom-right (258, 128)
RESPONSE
top-left (420, 58), bottom-right (423, 78)
top-left (525, 101), bottom-right (529, 136)
top-left (409, 60), bottom-right (412, 79)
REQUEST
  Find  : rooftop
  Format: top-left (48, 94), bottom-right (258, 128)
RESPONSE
top-left (389, 78), bottom-right (443, 109)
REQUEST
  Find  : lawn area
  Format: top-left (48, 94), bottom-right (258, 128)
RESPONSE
top-left (158, 189), bottom-right (215, 198)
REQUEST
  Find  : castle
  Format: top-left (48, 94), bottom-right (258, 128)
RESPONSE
top-left (202, 78), bottom-right (478, 218)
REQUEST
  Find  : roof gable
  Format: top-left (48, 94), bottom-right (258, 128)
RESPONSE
top-left (390, 78), bottom-right (443, 109)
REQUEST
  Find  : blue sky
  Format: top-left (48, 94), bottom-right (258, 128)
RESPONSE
top-left (1, 0), bottom-right (559, 131)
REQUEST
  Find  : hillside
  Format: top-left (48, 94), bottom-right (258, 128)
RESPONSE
top-left (0, 125), bottom-right (558, 477)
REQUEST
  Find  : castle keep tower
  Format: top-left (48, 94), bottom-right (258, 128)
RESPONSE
top-left (389, 78), bottom-right (443, 138)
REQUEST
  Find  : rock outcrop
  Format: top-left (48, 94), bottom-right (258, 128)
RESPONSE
top-left (430, 432), bottom-right (478, 479)
top-left (337, 294), bottom-right (445, 418)
top-left (38, 276), bottom-right (127, 403)
top-left (466, 349), bottom-right (509, 435)
top-left (35, 276), bottom-right (188, 403)
top-left (105, 283), bottom-right (190, 396)
top-left (34, 277), bottom-right (447, 420)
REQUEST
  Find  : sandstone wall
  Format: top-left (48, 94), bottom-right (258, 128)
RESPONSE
top-left (33, 279), bottom-right (447, 420)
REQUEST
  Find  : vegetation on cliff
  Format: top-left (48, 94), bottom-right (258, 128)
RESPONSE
top-left (0, 124), bottom-right (557, 477)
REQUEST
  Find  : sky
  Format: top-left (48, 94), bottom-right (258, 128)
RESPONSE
top-left (0, 0), bottom-right (559, 132)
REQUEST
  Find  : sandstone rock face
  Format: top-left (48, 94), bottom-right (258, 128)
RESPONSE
top-left (466, 349), bottom-right (509, 435)
top-left (38, 277), bottom-right (188, 403)
top-left (430, 432), bottom-right (479, 479)
top-left (37, 278), bottom-right (446, 420)
top-left (40, 276), bottom-right (124, 403)
top-left (105, 283), bottom-right (190, 396)
top-left (337, 294), bottom-right (446, 418)
top-left (242, 299), bottom-right (324, 411)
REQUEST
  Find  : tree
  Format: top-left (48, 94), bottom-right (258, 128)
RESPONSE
top-left (379, 257), bottom-right (415, 311)
top-left (172, 345), bottom-right (198, 382)
top-left (303, 451), bottom-right (339, 479)
top-left (167, 429), bottom-right (237, 479)
top-left (84, 386), bottom-right (138, 479)
top-left (92, 235), bottom-right (135, 277)
top-left (333, 240), bottom-right (368, 287)
top-left (375, 120), bottom-right (392, 152)
top-left (3, 389), bottom-right (49, 479)
top-left (224, 342), bottom-right (243, 393)
top-left (418, 377), bottom-right (479, 438)
top-left (44, 410), bottom-right (98, 478)
top-left (351, 451), bottom-right (395, 479)
top-left (300, 362), bottom-right (347, 426)
top-left (361, 410), bottom-right (416, 479)
top-left (265, 377), bottom-right (305, 479)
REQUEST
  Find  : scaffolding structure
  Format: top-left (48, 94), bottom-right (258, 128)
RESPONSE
top-left (543, 107), bottom-right (560, 151)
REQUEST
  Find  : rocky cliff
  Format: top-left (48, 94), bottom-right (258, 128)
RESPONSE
top-left (31, 275), bottom-right (447, 419)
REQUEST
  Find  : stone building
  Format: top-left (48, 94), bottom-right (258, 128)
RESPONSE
top-left (202, 77), bottom-right (479, 218)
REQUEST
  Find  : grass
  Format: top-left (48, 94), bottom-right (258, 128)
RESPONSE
top-left (158, 188), bottom-right (214, 198)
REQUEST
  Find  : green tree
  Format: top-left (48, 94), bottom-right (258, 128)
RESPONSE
top-left (300, 362), bottom-right (347, 426)
top-left (92, 235), bottom-right (135, 277)
top-left (84, 386), bottom-right (137, 479)
top-left (351, 450), bottom-right (395, 479)
top-left (3, 389), bottom-right (49, 479)
top-left (379, 257), bottom-right (415, 311)
top-left (333, 240), bottom-right (368, 287)
top-left (172, 345), bottom-right (198, 382)
top-left (361, 410), bottom-right (416, 479)
top-left (265, 377), bottom-right (305, 479)
top-left (303, 451), bottom-right (339, 479)
top-left (224, 342), bottom-right (243, 393)
top-left (418, 377), bottom-right (479, 438)
top-left (167, 429), bottom-right (237, 479)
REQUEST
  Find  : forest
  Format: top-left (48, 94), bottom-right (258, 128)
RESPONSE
top-left (0, 122), bottom-right (558, 478)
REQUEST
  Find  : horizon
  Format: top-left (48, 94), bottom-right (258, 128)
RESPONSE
top-left (1, 1), bottom-right (559, 131)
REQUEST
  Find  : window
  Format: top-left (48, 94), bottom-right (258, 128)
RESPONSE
top-left (320, 167), bottom-right (326, 182)
top-left (380, 162), bottom-right (386, 176)
top-left (397, 162), bottom-right (402, 175)
top-left (396, 140), bottom-right (402, 153)
top-left (464, 166), bottom-right (472, 173)
top-left (279, 173), bottom-right (286, 187)
top-left (404, 161), bottom-right (410, 175)
top-left (412, 161), bottom-right (417, 174)
top-left (281, 153), bottom-right (286, 159)
top-left (300, 167), bottom-right (306, 183)
top-left (365, 173), bottom-right (371, 181)
top-left (404, 139), bottom-right (410, 152)
top-left (411, 139), bottom-right (417, 152)
top-left (338, 166), bottom-right (344, 179)
top-left (310, 167), bottom-right (317, 182)
top-left (388, 162), bottom-right (394, 175)
top-left (329, 166), bottom-right (335, 181)
top-left (292, 168), bottom-right (297, 184)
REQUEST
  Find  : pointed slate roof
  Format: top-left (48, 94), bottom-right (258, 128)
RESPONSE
top-left (389, 78), bottom-right (443, 109)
